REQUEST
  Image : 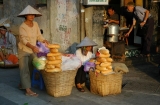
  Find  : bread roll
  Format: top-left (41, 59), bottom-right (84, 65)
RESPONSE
top-left (95, 61), bottom-right (101, 65)
top-left (89, 58), bottom-right (96, 63)
top-left (96, 57), bottom-right (107, 63)
top-left (46, 64), bottom-right (55, 69)
top-left (95, 69), bottom-right (100, 73)
top-left (50, 48), bottom-right (58, 53)
top-left (98, 49), bottom-right (109, 55)
top-left (99, 53), bottom-right (110, 58)
top-left (55, 55), bottom-right (62, 60)
top-left (47, 44), bottom-right (60, 48)
top-left (45, 68), bottom-right (61, 72)
top-left (55, 64), bottom-right (61, 68)
top-left (107, 65), bottom-right (112, 69)
top-left (100, 62), bottom-right (111, 67)
top-left (101, 69), bottom-right (113, 75)
top-left (96, 65), bottom-right (108, 71)
top-left (107, 58), bottom-right (113, 62)
top-left (47, 52), bottom-right (61, 57)
top-left (46, 60), bottom-right (62, 65)
top-left (47, 56), bottom-right (55, 61)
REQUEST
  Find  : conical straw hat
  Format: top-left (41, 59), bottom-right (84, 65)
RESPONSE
top-left (77, 37), bottom-right (98, 47)
top-left (17, 5), bottom-right (42, 17)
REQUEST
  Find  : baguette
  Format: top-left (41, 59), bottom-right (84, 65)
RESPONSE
top-left (47, 52), bottom-right (61, 57)
top-left (96, 57), bottom-right (107, 62)
top-left (98, 49), bottom-right (109, 55)
top-left (47, 44), bottom-right (60, 48)
top-left (100, 62), bottom-right (111, 67)
top-left (107, 58), bottom-right (113, 62)
top-left (55, 64), bottom-right (61, 68)
top-left (47, 56), bottom-right (55, 61)
top-left (45, 68), bottom-right (61, 72)
top-left (99, 53), bottom-right (110, 58)
top-left (45, 64), bottom-right (55, 69)
top-left (50, 48), bottom-right (58, 53)
top-left (55, 55), bottom-right (62, 60)
top-left (95, 61), bottom-right (101, 65)
top-left (96, 65), bottom-right (108, 71)
top-left (101, 69), bottom-right (113, 75)
top-left (46, 60), bottom-right (62, 65)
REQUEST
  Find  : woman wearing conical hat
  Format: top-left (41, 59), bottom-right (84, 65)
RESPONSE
top-left (75, 37), bottom-right (97, 92)
top-left (17, 5), bottom-right (49, 96)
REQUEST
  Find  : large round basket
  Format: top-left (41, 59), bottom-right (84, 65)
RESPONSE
top-left (41, 70), bottom-right (77, 97)
top-left (89, 71), bottom-right (123, 96)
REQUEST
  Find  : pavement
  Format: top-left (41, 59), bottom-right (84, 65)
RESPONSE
top-left (1, 54), bottom-right (160, 105)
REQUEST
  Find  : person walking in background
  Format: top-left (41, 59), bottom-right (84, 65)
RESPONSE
top-left (125, 2), bottom-right (154, 60)
top-left (75, 37), bottom-right (97, 92)
top-left (17, 5), bottom-right (49, 96)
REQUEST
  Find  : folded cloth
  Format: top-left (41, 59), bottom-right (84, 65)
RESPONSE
top-left (112, 63), bottom-right (129, 74)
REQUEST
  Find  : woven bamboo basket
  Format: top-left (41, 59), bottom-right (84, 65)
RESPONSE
top-left (89, 71), bottom-right (122, 96)
top-left (41, 70), bottom-right (77, 97)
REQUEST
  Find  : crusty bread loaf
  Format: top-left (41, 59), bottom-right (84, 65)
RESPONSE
top-left (55, 64), bottom-right (61, 68)
top-left (47, 44), bottom-right (60, 49)
top-left (47, 52), bottom-right (61, 57)
top-left (45, 64), bottom-right (55, 69)
top-left (96, 57), bottom-right (107, 62)
top-left (101, 69), bottom-right (113, 75)
top-left (50, 48), bottom-right (58, 53)
top-left (96, 65), bottom-right (108, 71)
top-left (106, 58), bottom-right (113, 62)
top-left (98, 49), bottom-right (109, 55)
top-left (100, 62), bottom-right (111, 67)
top-left (46, 60), bottom-right (62, 65)
top-left (99, 53), bottom-right (110, 58)
top-left (47, 56), bottom-right (55, 61)
top-left (45, 68), bottom-right (61, 72)
top-left (55, 55), bottom-right (62, 60)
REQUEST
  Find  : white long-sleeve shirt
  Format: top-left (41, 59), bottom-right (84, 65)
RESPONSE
top-left (0, 31), bottom-right (17, 54)
top-left (75, 48), bottom-right (95, 65)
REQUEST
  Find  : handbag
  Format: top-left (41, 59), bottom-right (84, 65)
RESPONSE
top-left (136, 24), bottom-right (148, 37)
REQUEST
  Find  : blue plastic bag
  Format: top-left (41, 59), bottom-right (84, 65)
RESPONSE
top-left (36, 42), bottom-right (49, 57)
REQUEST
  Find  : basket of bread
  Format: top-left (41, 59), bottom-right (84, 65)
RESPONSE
top-left (41, 44), bottom-right (77, 97)
top-left (89, 47), bottom-right (123, 96)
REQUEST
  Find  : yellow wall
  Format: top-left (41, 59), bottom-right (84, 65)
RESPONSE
top-left (135, 0), bottom-right (143, 6)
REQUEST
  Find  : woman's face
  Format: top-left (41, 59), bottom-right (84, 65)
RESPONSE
top-left (85, 46), bottom-right (92, 52)
top-left (0, 30), bottom-right (6, 35)
top-left (25, 14), bottom-right (35, 21)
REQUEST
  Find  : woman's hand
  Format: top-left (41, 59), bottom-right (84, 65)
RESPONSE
top-left (31, 46), bottom-right (39, 53)
top-left (140, 22), bottom-right (145, 27)
top-left (125, 32), bottom-right (130, 37)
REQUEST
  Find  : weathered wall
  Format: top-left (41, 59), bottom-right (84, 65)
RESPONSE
top-left (0, 5), bottom-right (3, 18)
top-left (0, 0), bottom-right (80, 53)
top-left (48, 0), bottom-right (80, 52)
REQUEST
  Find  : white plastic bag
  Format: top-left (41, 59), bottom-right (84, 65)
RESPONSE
top-left (32, 56), bottom-right (46, 70)
top-left (61, 54), bottom-right (82, 71)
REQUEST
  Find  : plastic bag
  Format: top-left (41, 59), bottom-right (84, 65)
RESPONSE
top-left (36, 42), bottom-right (49, 57)
top-left (32, 56), bottom-right (46, 70)
top-left (61, 54), bottom-right (82, 71)
top-left (84, 61), bottom-right (95, 72)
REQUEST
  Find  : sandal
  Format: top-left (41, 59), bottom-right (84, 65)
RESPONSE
top-left (76, 87), bottom-right (85, 92)
top-left (25, 92), bottom-right (39, 97)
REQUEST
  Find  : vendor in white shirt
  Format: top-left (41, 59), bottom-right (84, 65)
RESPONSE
top-left (75, 37), bottom-right (97, 92)
top-left (0, 26), bottom-right (17, 55)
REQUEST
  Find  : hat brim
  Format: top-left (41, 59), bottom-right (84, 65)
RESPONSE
top-left (76, 37), bottom-right (98, 47)
top-left (17, 14), bottom-right (42, 18)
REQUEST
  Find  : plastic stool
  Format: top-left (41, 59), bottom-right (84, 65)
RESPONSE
top-left (31, 68), bottom-right (44, 90)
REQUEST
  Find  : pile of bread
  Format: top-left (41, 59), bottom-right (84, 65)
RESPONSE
top-left (45, 44), bottom-right (62, 72)
top-left (95, 47), bottom-right (113, 75)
